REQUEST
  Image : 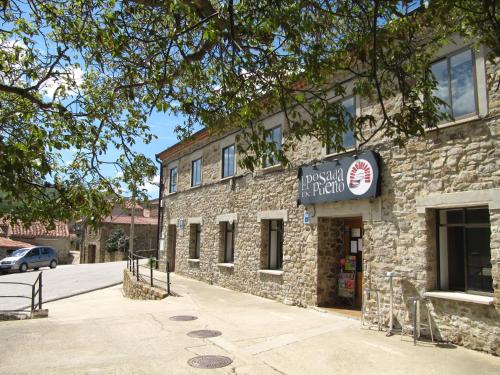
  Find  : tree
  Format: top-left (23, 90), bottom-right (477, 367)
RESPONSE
top-left (1, 1), bottom-right (498, 225)
top-left (105, 227), bottom-right (129, 252)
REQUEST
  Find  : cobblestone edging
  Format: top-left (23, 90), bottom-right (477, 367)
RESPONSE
top-left (0, 312), bottom-right (29, 321)
top-left (122, 270), bottom-right (168, 300)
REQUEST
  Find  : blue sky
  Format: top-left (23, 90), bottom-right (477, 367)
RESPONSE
top-left (57, 110), bottom-right (186, 199)
top-left (133, 111), bottom-right (186, 198)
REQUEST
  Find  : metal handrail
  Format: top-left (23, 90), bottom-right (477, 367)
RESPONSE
top-left (0, 281), bottom-right (37, 287)
top-left (127, 251), bottom-right (171, 295)
top-left (0, 272), bottom-right (43, 313)
top-left (0, 295), bottom-right (32, 299)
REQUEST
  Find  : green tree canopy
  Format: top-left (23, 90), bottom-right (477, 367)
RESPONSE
top-left (0, 0), bottom-right (498, 225)
top-left (105, 227), bottom-right (129, 252)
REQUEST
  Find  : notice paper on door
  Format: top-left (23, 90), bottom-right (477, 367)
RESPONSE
top-left (350, 240), bottom-right (358, 254)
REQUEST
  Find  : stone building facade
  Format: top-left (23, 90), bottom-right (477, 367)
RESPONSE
top-left (157, 40), bottom-right (499, 354)
top-left (80, 202), bottom-right (158, 263)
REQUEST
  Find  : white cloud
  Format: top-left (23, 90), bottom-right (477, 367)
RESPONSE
top-left (41, 65), bottom-right (84, 99)
top-left (1, 39), bottom-right (84, 99)
top-left (139, 175), bottom-right (160, 198)
top-left (140, 182), bottom-right (159, 197)
top-left (0, 39), bottom-right (27, 84)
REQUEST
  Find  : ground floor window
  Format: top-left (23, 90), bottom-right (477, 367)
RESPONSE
top-left (438, 207), bottom-right (492, 294)
top-left (223, 222), bottom-right (234, 263)
top-left (268, 219), bottom-right (284, 270)
top-left (189, 224), bottom-right (201, 259)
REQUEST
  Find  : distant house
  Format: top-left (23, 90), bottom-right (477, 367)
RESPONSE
top-left (0, 219), bottom-right (71, 262)
top-left (79, 200), bottom-right (159, 264)
top-left (0, 237), bottom-right (33, 259)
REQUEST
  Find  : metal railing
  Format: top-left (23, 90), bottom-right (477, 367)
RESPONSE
top-left (0, 272), bottom-right (43, 314)
top-left (127, 251), bottom-right (171, 295)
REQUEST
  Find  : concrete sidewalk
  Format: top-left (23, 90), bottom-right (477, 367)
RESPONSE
top-left (0, 273), bottom-right (498, 375)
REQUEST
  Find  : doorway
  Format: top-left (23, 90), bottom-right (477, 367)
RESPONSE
top-left (342, 217), bottom-right (363, 308)
top-left (317, 217), bottom-right (363, 309)
top-left (88, 245), bottom-right (96, 263)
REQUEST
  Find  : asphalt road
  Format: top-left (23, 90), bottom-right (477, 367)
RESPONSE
top-left (0, 261), bottom-right (126, 311)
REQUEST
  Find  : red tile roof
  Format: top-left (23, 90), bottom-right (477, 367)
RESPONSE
top-left (102, 216), bottom-right (158, 225)
top-left (124, 201), bottom-right (144, 210)
top-left (0, 237), bottom-right (34, 250)
top-left (8, 221), bottom-right (69, 238)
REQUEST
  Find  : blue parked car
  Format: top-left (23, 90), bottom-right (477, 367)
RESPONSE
top-left (0, 246), bottom-right (58, 272)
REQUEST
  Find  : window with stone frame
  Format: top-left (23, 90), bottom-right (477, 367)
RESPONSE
top-left (219, 221), bottom-right (235, 263)
top-left (189, 223), bottom-right (201, 259)
top-left (222, 144), bottom-right (235, 178)
top-left (263, 125), bottom-right (282, 168)
top-left (437, 207), bottom-right (493, 294)
top-left (430, 48), bottom-right (478, 121)
top-left (326, 96), bottom-right (356, 155)
top-left (191, 158), bottom-right (202, 187)
top-left (260, 219), bottom-right (284, 270)
top-left (168, 167), bottom-right (177, 193)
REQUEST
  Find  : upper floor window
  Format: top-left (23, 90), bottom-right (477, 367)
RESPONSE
top-left (327, 96), bottom-right (356, 155)
top-left (222, 144), bottom-right (235, 178)
top-left (191, 158), bottom-right (202, 187)
top-left (431, 48), bottom-right (477, 120)
top-left (168, 167), bottom-right (177, 193)
top-left (263, 125), bottom-right (282, 167)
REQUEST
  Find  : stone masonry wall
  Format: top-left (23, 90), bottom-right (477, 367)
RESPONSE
top-left (123, 270), bottom-right (168, 300)
top-left (317, 218), bottom-right (344, 306)
top-left (160, 50), bottom-right (499, 352)
top-left (164, 169), bottom-right (318, 306)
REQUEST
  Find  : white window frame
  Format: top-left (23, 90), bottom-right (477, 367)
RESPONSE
top-left (167, 162), bottom-right (178, 194)
top-left (221, 144), bottom-right (236, 179)
top-left (219, 133), bottom-right (237, 180)
top-left (326, 95), bottom-right (358, 156)
top-left (430, 47), bottom-right (478, 122)
top-left (262, 125), bottom-right (283, 168)
top-left (322, 80), bottom-right (361, 158)
top-left (191, 157), bottom-right (202, 187)
top-left (426, 37), bottom-right (488, 130)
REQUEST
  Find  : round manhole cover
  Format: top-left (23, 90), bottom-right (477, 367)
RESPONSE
top-left (169, 315), bottom-right (198, 321)
top-left (187, 330), bottom-right (222, 338)
top-left (187, 355), bottom-right (233, 369)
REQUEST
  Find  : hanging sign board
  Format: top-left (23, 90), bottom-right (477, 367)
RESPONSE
top-left (297, 151), bottom-right (380, 206)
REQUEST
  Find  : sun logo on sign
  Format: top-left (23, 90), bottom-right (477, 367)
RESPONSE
top-left (347, 159), bottom-right (373, 196)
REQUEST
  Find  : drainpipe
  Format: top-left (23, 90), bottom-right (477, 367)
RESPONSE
top-left (155, 155), bottom-right (164, 268)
